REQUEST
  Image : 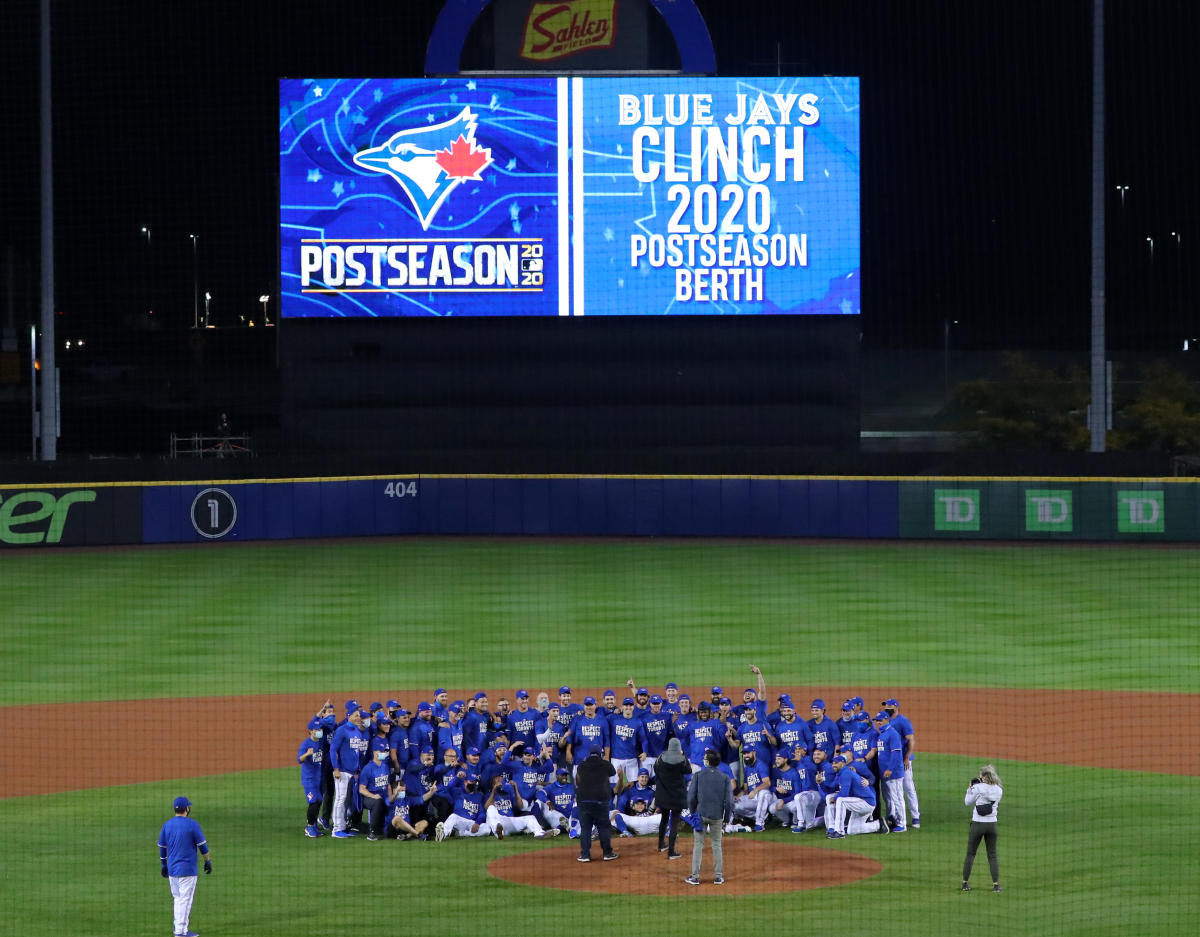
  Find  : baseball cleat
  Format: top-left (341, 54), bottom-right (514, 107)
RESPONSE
top-left (891, 826), bottom-right (906, 833)
top-left (713, 876), bottom-right (724, 885)
top-left (366, 832), bottom-right (380, 841)
top-left (316, 817), bottom-right (330, 831)
top-left (332, 830), bottom-right (352, 838)
top-left (993, 884), bottom-right (1003, 893)
top-left (493, 825), bottom-right (504, 840)
top-left (619, 831), bottom-right (632, 838)
top-left (547, 827), bottom-right (561, 837)
top-left (434, 822), bottom-right (447, 843)
top-left (962, 883), bottom-right (971, 891)
top-left (753, 824), bottom-right (765, 832)
top-left (684, 875), bottom-right (700, 885)
top-left (912, 818), bottom-right (921, 828)
top-left (791, 826), bottom-right (805, 833)
top-left (304, 825), bottom-right (320, 837)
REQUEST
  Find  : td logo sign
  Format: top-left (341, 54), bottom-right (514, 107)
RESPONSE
top-left (934, 489), bottom-right (980, 531)
top-left (1117, 490), bottom-right (1164, 533)
top-left (0, 490), bottom-right (97, 544)
top-left (1025, 490), bottom-right (1073, 532)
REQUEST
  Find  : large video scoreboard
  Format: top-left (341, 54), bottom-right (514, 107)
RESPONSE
top-left (279, 76), bottom-right (859, 317)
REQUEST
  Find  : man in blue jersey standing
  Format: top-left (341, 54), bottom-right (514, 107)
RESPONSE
top-left (298, 717), bottom-right (325, 837)
top-left (158, 796), bottom-right (211, 937)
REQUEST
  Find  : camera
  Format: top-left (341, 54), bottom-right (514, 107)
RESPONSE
top-left (971, 777), bottom-right (981, 786)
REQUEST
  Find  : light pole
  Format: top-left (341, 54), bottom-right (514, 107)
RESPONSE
top-left (1146, 236), bottom-right (1155, 318)
top-left (204, 291), bottom-right (211, 328)
top-left (258, 294), bottom-right (270, 326)
top-left (189, 234), bottom-right (199, 328)
top-left (140, 225), bottom-right (153, 316)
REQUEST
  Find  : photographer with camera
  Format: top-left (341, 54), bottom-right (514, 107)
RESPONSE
top-left (962, 765), bottom-right (1003, 892)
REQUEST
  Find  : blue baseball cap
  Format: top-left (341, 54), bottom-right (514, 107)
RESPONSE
top-left (516, 690), bottom-right (529, 699)
top-left (417, 701), bottom-right (432, 711)
top-left (850, 696), bottom-right (864, 707)
top-left (811, 699), bottom-right (826, 709)
top-left (856, 711), bottom-right (871, 722)
top-left (636, 687), bottom-right (648, 696)
top-left (638, 767), bottom-right (650, 777)
top-left (307, 717), bottom-right (323, 730)
top-left (832, 751), bottom-right (849, 764)
top-left (873, 711), bottom-right (890, 721)
top-left (396, 708), bottom-right (410, 717)
top-left (449, 702), bottom-right (464, 714)
top-left (679, 693), bottom-right (691, 701)
top-left (559, 686), bottom-right (571, 695)
top-left (720, 697), bottom-right (732, 706)
top-left (882, 698), bottom-right (899, 707)
top-left (623, 696), bottom-right (635, 705)
top-left (344, 699), bottom-right (360, 713)
top-left (604, 690), bottom-right (616, 698)
top-left (649, 694), bottom-right (663, 704)
top-left (467, 746), bottom-right (481, 756)
top-left (583, 696), bottom-right (596, 705)
top-left (374, 715), bottom-right (391, 727)
top-left (173, 796), bottom-right (192, 810)
top-left (665, 682), bottom-right (678, 690)
top-left (697, 700), bottom-right (712, 711)
top-left (357, 709), bottom-right (370, 720)
top-left (435, 688), bottom-right (447, 696)
top-left (419, 745), bottom-right (434, 754)
top-left (778, 694), bottom-right (794, 707)
top-left (842, 701), bottom-right (854, 712)
top-left (556, 766), bottom-right (570, 777)
top-left (386, 699), bottom-right (401, 710)
top-left (473, 692), bottom-right (487, 701)
top-left (711, 686), bottom-right (723, 694)
top-left (369, 701), bottom-right (383, 712)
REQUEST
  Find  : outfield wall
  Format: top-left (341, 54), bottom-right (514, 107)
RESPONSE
top-left (1, 476), bottom-right (1197, 547)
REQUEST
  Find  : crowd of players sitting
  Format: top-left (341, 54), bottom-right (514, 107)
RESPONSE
top-left (296, 666), bottom-right (920, 844)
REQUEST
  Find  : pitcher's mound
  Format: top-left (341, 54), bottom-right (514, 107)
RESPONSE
top-left (488, 837), bottom-right (883, 896)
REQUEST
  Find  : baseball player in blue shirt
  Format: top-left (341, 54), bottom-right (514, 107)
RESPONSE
top-left (435, 776), bottom-right (493, 839)
top-left (814, 747), bottom-right (841, 830)
top-left (837, 701), bottom-right (859, 748)
top-left (539, 766), bottom-right (578, 836)
top-left (485, 775), bottom-right (548, 839)
top-left (768, 750), bottom-right (803, 828)
top-left (731, 747), bottom-right (773, 831)
top-left (158, 796), bottom-right (211, 937)
top-left (663, 682), bottom-right (682, 715)
top-left (611, 768), bottom-right (659, 836)
top-left (358, 748), bottom-right (393, 840)
top-left (640, 696), bottom-right (673, 776)
top-left (609, 698), bottom-right (648, 784)
top-left (873, 711), bottom-right (908, 832)
top-left (387, 775), bottom-right (431, 841)
top-left (826, 750), bottom-right (881, 837)
top-left (567, 697), bottom-right (611, 766)
top-left (298, 717), bottom-right (326, 837)
top-left (791, 748), bottom-right (825, 831)
top-left (435, 703), bottom-right (465, 762)
top-left (773, 696), bottom-right (812, 762)
top-left (807, 699), bottom-right (839, 759)
top-left (684, 702), bottom-right (723, 773)
top-left (505, 690), bottom-right (539, 750)
top-left (409, 702), bottom-right (438, 753)
top-left (882, 698), bottom-right (920, 827)
top-left (330, 708), bottom-right (368, 836)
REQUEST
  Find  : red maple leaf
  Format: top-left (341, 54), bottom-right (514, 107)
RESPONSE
top-left (435, 134), bottom-right (493, 180)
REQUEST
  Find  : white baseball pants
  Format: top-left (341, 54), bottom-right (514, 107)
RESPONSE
top-left (884, 777), bottom-right (908, 828)
top-left (486, 807), bottom-right (544, 837)
top-left (332, 772), bottom-right (354, 831)
top-left (443, 813), bottom-right (493, 837)
top-left (168, 875), bottom-right (197, 936)
top-left (614, 812), bottom-right (660, 835)
top-left (542, 806), bottom-right (571, 831)
top-left (793, 790), bottom-right (823, 829)
top-left (903, 765), bottom-right (920, 821)
top-left (835, 796), bottom-right (880, 835)
top-left (769, 798), bottom-right (796, 826)
top-left (732, 789), bottom-right (771, 826)
top-left (612, 757), bottom-right (640, 784)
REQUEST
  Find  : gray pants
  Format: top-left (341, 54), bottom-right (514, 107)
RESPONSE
top-left (691, 817), bottom-right (724, 879)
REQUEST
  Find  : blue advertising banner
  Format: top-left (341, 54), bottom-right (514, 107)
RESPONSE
top-left (279, 77), bottom-right (859, 317)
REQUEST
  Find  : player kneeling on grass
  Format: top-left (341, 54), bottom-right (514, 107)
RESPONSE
top-left (485, 776), bottom-right (551, 839)
top-left (388, 778), bottom-right (430, 841)
top-left (825, 751), bottom-right (881, 837)
top-left (731, 748), bottom-right (772, 831)
top-left (539, 767), bottom-right (578, 835)
top-left (611, 769), bottom-right (659, 836)
top-left (436, 777), bottom-right (494, 840)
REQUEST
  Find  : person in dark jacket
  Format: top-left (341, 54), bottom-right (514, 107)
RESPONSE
top-left (685, 749), bottom-right (734, 885)
top-left (654, 738), bottom-right (692, 858)
top-left (574, 745), bottom-right (619, 862)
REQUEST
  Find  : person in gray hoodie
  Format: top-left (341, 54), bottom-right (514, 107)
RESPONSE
top-left (685, 749), bottom-right (734, 885)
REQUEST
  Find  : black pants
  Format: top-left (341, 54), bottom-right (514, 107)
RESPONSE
top-left (963, 821), bottom-right (999, 883)
top-left (658, 809), bottom-right (682, 851)
top-left (366, 797), bottom-right (388, 836)
top-left (320, 757), bottom-right (334, 824)
top-left (577, 801), bottom-right (613, 858)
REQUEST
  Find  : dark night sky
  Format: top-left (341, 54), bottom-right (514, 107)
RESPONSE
top-left (1, 0), bottom-right (1197, 349)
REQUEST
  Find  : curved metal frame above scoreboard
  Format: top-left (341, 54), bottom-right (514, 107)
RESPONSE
top-left (425, 0), bottom-right (717, 75)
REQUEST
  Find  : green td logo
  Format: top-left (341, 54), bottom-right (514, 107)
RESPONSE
top-left (0, 490), bottom-right (97, 544)
top-left (1117, 490), bottom-right (1164, 533)
top-left (934, 489), bottom-right (980, 531)
top-left (1025, 490), bottom-right (1073, 531)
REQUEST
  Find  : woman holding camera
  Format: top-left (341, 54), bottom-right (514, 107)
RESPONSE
top-left (962, 764), bottom-right (1003, 892)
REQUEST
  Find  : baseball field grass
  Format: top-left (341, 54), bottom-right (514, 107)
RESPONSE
top-left (2, 536), bottom-right (1198, 937)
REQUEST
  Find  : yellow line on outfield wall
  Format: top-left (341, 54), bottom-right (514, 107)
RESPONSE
top-left (1, 474), bottom-right (1198, 490)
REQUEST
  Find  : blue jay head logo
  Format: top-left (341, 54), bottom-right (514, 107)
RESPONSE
top-left (353, 107), bottom-right (493, 231)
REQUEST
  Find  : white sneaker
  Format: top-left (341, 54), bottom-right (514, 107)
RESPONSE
top-left (434, 822), bottom-right (447, 843)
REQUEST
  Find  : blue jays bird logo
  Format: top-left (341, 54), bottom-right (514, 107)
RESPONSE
top-left (353, 107), bottom-right (494, 230)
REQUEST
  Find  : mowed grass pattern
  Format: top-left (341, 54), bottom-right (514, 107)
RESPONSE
top-left (1, 538), bottom-right (1197, 704)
